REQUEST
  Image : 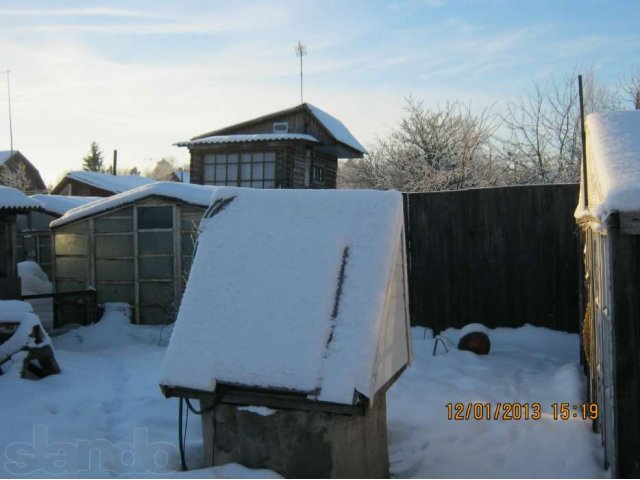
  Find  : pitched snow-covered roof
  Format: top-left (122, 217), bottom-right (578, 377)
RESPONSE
top-left (30, 194), bottom-right (100, 217)
top-left (576, 111), bottom-right (640, 221)
top-left (306, 103), bottom-right (367, 154)
top-left (0, 186), bottom-right (43, 211)
top-left (51, 182), bottom-right (217, 228)
top-left (176, 133), bottom-right (319, 147)
top-left (61, 171), bottom-right (155, 194)
top-left (160, 187), bottom-right (409, 406)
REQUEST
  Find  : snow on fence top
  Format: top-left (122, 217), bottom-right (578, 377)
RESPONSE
top-left (0, 186), bottom-right (43, 211)
top-left (576, 111), bottom-right (640, 221)
top-left (160, 187), bottom-right (406, 405)
top-left (51, 182), bottom-right (217, 228)
top-left (30, 194), bottom-right (100, 216)
top-left (65, 171), bottom-right (155, 194)
top-left (176, 133), bottom-right (319, 147)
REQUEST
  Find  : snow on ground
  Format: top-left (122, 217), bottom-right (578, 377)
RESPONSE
top-left (17, 261), bottom-right (53, 331)
top-left (0, 302), bottom-right (605, 478)
top-left (387, 326), bottom-right (607, 478)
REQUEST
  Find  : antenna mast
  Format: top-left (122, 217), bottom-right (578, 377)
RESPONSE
top-left (3, 70), bottom-right (13, 153)
top-left (294, 41), bottom-right (307, 104)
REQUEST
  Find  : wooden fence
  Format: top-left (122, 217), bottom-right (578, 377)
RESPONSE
top-left (404, 184), bottom-right (580, 333)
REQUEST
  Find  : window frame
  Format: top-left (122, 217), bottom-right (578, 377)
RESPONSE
top-left (203, 151), bottom-right (276, 188)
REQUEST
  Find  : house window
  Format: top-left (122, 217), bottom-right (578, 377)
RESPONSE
top-left (313, 166), bottom-right (325, 183)
top-left (204, 152), bottom-right (275, 188)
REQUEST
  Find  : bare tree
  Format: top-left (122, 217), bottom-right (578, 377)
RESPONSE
top-left (621, 66), bottom-right (640, 109)
top-left (0, 162), bottom-right (32, 192)
top-left (499, 69), bottom-right (621, 185)
top-left (339, 99), bottom-right (499, 192)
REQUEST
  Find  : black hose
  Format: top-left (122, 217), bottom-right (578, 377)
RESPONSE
top-left (178, 398), bottom-right (188, 471)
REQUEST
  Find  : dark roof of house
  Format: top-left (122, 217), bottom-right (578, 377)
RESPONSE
top-left (188, 103), bottom-right (367, 155)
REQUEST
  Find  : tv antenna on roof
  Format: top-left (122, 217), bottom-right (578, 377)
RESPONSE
top-left (3, 70), bottom-right (13, 153)
top-left (294, 41), bottom-right (307, 104)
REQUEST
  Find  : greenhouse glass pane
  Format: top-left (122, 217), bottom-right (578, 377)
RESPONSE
top-left (39, 235), bottom-right (51, 246)
top-left (56, 257), bottom-right (88, 278)
top-left (138, 231), bottom-right (173, 254)
top-left (55, 234), bottom-right (88, 255)
top-left (215, 154), bottom-right (226, 165)
top-left (241, 153), bottom-right (252, 164)
top-left (264, 162), bottom-right (275, 179)
top-left (181, 233), bottom-right (196, 256)
top-left (263, 180), bottom-right (275, 189)
top-left (56, 280), bottom-right (86, 292)
top-left (39, 246), bottom-right (51, 264)
top-left (227, 163), bottom-right (238, 182)
top-left (181, 213), bottom-right (202, 231)
top-left (215, 164), bottom-right (226, 182)
top-left (204, 154), bottom-right (215, 165)
top-left (139, 256), bottom-right (174, 279)
top-left (265, 152), bottom-right (276, 162)
top-left (96, 235), bottom-right (133, 258)
top-left (253, 152), bottom-right (264, 162)
top-left (241, 163), bottom-right (251, 181)
top-left (96, 283), bottom-right (135, 304)
top-left (138, 206), bottom-right (173, 229)
top-left (95, 218), bottom-right (133, 233)
top-left (139, 305), bottom-right (174, 325)
top-left (96, 259), bottom-right (134, 281)
top-left (139, 282), bottom-right (174, 304)
top-left (204, 164), bottom-right (215, 183)
top-left (252, 162), bottom-right (263, 179)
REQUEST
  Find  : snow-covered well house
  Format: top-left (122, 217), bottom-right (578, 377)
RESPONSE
top-left (0, 151), bottom-right (46, 194)
top-left (160, 188), bottom-right (411, 478)
top-left (16, 195), bottom-right (99, 278)
top-left (176, 103), bottom-right (366, 189)
top-left (575, 111), bottom-right (640, 478)
top-left (50, 171), bottom-right (154, 197)
top-left (50, 182), bottom-right (216, 324)
top-left (0, 187), bottom-right (43, 299)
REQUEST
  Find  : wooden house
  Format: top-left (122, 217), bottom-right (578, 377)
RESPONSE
top-left (50, 171), bottom-right (154, 197)
top-left (0, 187), bottom-right (44, 299)
top-left (176, 103), bottom-right (366, 189)
top-left (0, 151), bottom-right (47, 194)
top-left (576, 111), bottom-right (640, 477)
top-left (16, 195), bottom-right (99, 278)
top-left (160, 188), bottom-right (411, 478)
top-left (49, 182), bottom-right (216, 325)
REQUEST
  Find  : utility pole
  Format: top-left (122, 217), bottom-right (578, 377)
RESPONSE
top-left (3, 70), bottom-right (13, 153)
top-left (294, 41), bottom-right (307, 104)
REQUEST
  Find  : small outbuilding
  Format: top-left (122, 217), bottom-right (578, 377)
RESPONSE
top-left (576, 110), bottom-right (640, 477)
top-left (160, 188), bottom-right (411, 478)
top-left (50, 171), bottom-right (155, 197)
top-left (0, 187), bottom-right (43, 299)
top-left (50, 182), bottom-right (216, 324)
top-left (177, 103), bottom-right (366, 190)
top-left (16, 195), bottom-right (99, 278)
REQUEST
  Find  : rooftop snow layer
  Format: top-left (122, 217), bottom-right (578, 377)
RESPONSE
top-left (576, 111), bottom-right (640, 221)
top-left (51, 182), bottom-right (217, 228)
top-left (176, 133), bottom-right (319, 147)
top-left (160, 187), bottom-right (404, 405)
top-left (306, 103), bottom-right (367, 154)
top-left (64, 171), bottom-right (155, 194)
top-left (0, 186), bottom-right (43, 211)
top-left (30, 194), bottom-right (100, 216)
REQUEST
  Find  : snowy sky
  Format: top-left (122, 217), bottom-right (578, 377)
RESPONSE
top-left (0, 0), bottom-right (638, 186)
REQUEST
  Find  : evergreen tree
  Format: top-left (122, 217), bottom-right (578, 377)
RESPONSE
top-left (82, 141), bottom-right (104, 172)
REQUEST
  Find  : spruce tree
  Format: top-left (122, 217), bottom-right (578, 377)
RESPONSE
top-left (82, 141), bottom-right (104, 172)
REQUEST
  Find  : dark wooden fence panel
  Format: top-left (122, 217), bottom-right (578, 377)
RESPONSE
top-left (405, 184), bottom-right (580, 333)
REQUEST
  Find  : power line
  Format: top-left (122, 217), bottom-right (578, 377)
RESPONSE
top-left (294, 41), bottom-right (307, 104)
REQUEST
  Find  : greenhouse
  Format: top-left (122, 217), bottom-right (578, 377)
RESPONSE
top-left (50, 182), bottom-right (216, 324)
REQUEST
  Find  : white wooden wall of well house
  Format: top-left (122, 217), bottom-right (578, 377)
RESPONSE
top-left (370, 227), bottom-right (413, 400)
top-left (52, 198), bottom-right (204, 324)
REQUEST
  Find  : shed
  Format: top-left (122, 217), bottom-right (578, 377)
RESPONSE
top-left (159, 188), bottom-right (411, 477)
top-left (0, 187), bottom-right (43, 299)
top-left (49, 182), bottom-right (216, 325)
top-left (16, 195), bottom-right (99, 278)
top-left (50, 171), bottom-right (155, 197)
top-left (0, 151), bottom-right (47, 194)
top-left (575, 110), bottom-right (640, 477)
top-left (177, 103), bottom-right (366, 190)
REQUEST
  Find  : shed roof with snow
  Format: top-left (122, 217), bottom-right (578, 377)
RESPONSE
top-left (576, 111), bottom-right (640, 226)
top-left (50, 171), bottom-right (155, 197)
top-left (160, 188), bottom-right (411, 408)
top-left (30, 194), bottom-right (100, 217)
top-left (0, 186), bottom-right (43, 212)
top-left (51, 182), bottom-right (217, 228)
